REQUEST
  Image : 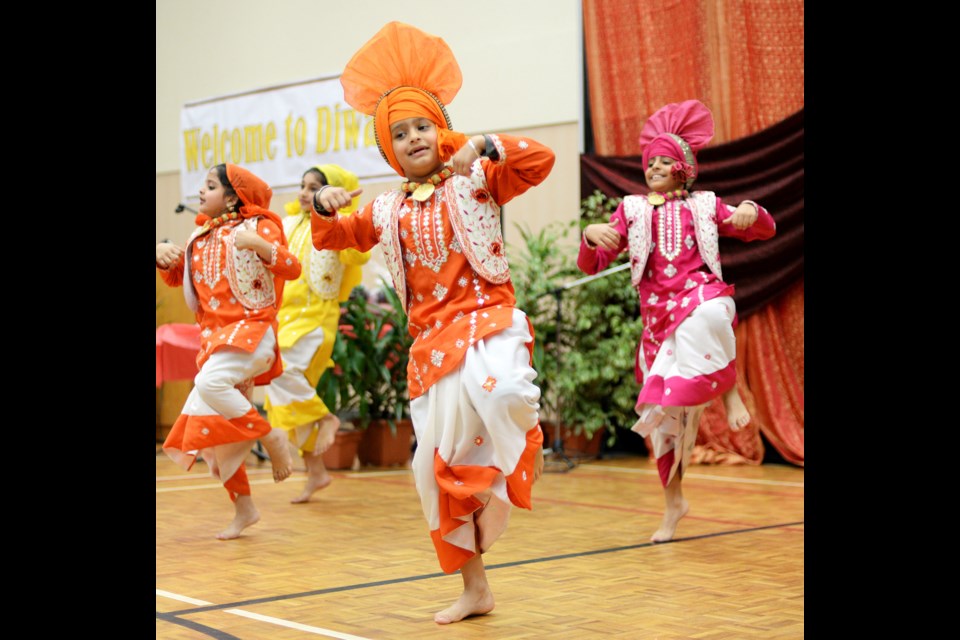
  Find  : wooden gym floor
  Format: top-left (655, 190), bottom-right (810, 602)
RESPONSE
top-left (156, 450), bottom-right (803, 639)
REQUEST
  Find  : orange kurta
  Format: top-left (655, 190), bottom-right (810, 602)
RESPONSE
top-left (158, 215), bottom-right (300, 385)
top-left (311, 134), bottom-right (555, 398)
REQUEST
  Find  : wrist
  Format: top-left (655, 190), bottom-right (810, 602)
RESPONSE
top-left (313, 185), bottom-right (334, 215)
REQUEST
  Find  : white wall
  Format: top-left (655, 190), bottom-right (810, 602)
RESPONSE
top-left (156, 0), bottom-right (582, 174)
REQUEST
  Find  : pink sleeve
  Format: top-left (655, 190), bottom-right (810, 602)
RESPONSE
top-left (577, 202), bottom-right (629, 275)
top-left (715, 196), bottom-right (776, 241)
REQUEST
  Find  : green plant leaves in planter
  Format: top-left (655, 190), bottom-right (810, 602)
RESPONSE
top-left (510, 192), bottom-right (647, 447)
top-left (316, 281), bottom-right (413, 431)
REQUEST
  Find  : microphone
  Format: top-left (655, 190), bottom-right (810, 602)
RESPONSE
top-left (174, 203), bottom-right (198, 214)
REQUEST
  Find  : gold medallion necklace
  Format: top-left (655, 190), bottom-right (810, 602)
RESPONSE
top-left (402, 167), bottom-right (454, 202)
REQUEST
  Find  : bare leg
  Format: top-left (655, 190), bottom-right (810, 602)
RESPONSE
top-left (651, 473), bottom-right (689, 543)
top-left (291, 451), bottom-right (332, 504)
top-left (723, 387), bottom-right (751, 431)
top-left (217, 495), bottom-right (260, 540)
top-left (260, 427), bottom-right (294, 482)
top-left (434, 553), bottom-right (495, 624)
top-left (312, 414), bottom-right (341, 455)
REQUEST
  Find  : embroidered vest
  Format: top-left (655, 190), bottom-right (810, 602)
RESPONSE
top-left (183, 217), bottom-right (277, 313)
top-left (622, 191), bottom-right (722, 286)
top-left (372, 163), bottom-right (510, 313)
top-left (282, 214), bottom-right (344, 300)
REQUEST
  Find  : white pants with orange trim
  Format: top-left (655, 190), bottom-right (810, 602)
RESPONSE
top-left (410, 309), bottom-right (541, 572)
top-left (180, 329), bottom-right (277, 485)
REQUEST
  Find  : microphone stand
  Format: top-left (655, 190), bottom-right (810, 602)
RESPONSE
top-left (542, 262), bottom-right (630, 472)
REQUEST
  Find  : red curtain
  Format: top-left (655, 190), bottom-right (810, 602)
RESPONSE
top-left (696, 279), bottom-right (804, 466)
top-left (582, 0), bottom-right (805, 154)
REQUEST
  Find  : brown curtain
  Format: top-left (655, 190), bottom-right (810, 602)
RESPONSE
top-left (582, 0), bottom-right (805, 155)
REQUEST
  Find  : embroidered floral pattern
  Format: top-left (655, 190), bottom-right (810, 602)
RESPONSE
top-left (624, 196), bottom-right (653, 286)
top-left (309, 249), bottom-right (345, 299)
top-left (446, 178), bottom-right (510, 284)
top-left (482, 376), bottom-right (497, 392)
top-left (431, 350), bottom-right (445, 367)
top-left (685, 235), bottom-right (695, 250)
top-left (409, 190), bottom-right (449, 273)
top-left (664, 264), bottom-right (678, 278)
top-left (474, 436), bottom-right (484, 445)
top-left (209, 296), bottom-right (220, 310)
top-left (433, 283), bottom-right (448, 301)
top-left (224, 220), bottom-right (276, 310)
top-left (458, 276), bottom-right (468, 287)
top-left (456, 339), bottom-right (465, 348)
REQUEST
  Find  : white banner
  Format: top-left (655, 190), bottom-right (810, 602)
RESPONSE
top-left (179, 75), bottom-right (394, 202)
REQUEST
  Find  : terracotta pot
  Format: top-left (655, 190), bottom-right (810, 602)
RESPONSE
top-left (541, 421), bottom-right (605, 458)
top-left (321, 429), bottom-right (364, 470)
top-left (358, 419), bottom-right (414, 467)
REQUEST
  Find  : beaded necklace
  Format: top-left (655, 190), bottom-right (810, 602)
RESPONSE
top-left (401, 167), bottom-right (454, 202)
top-left (650, 190), bottom-right (689, 263)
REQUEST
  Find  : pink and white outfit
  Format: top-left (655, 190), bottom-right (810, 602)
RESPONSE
top-left (577, 100), bottom-right (776, 487)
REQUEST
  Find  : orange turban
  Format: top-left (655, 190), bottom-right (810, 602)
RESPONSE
top-left (340, 22), bottom-right (468, 177)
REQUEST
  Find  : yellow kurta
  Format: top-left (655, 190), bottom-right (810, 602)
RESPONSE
top-left (264, 208), bottom-right (370, 445)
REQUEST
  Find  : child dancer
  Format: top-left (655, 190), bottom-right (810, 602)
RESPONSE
top-left (578, 100), bottom-right (775, 542)
top-left (157, 163), bottom-right (300, 539)
top-left (312, 22), bottom-right (552, 624)
top-left (263, 164), bottom-right (371, 503)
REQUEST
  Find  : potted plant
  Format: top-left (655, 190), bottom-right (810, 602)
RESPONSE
top-left (509, 221), bottom-right (587, 453)
top-left (317, 281), bottom-right (415, 467)
top-left (554, 190), bottom-right (645, 451)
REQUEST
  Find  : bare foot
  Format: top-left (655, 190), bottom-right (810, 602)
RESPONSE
top-left (434, 588), bottom-right (495, 625)
top-left (312, 414), bottom-right (341, 455)
top-left (651, 498), bottom-right (689, 543)
top-left (291, 453), bottom-right (332, 504)
top-left (217, 496), bottom-right (260, 540)
top-left (723, 389), bottom-right (751, 432)
top-left (260, 428), bottom-right (294, 482)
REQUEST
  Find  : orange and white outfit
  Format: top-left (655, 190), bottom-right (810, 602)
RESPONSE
top-left (159, 165), bottom-right (301, 500)
top-left (263, 165), bottom-right (370, 454)
top-left (313, 22), bottom-right (555, 573)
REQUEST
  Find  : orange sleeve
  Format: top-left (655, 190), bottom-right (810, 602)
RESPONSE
top-left (157, 256), bottom-right (185, 287)
top-left (481, 134), bottom-right (556, 206)
top-left (257, 218), bottom-right (301, 280)
top-left (311, 201), bottom-right (380, 252)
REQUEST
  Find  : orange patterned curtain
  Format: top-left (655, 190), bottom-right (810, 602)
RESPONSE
top-left (695, 279), bottom-right (804, 466)
top-left (583, 0), bottom-right (804, 154)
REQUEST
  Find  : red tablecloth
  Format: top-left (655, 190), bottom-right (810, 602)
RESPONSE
top-left (156, 323), bottom-right (201, 387)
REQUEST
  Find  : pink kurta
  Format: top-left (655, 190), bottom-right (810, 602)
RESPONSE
top-left (578, 195), bottom-right (775, 408)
